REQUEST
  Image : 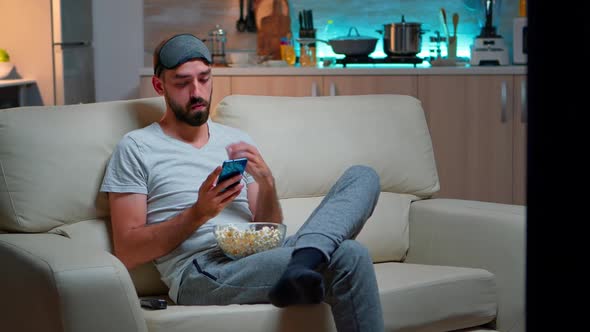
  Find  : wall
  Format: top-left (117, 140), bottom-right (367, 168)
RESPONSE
top-left (93, 0), bottom-right (143, 102)
top-left (144, 0), bottom-right (520, 65)
top-left (0, 0), bottom-right (144, 105)
top-left (0, 0), bottom-right (54, 105)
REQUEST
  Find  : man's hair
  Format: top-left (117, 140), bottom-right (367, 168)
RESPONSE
top-left (153, 33), bottom-right (212, 77)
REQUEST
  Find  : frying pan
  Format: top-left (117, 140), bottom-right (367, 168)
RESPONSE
top-left (298, 27), bottom-right (378, 57)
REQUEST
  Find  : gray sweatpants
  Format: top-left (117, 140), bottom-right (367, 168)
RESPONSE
top-left (177, 165), bottom-right (384, 332)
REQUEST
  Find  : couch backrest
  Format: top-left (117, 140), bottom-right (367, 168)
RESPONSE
top-left (0, 98), bottom-right (165, 233)
top-left (213, 94), bottom-right (439, 199)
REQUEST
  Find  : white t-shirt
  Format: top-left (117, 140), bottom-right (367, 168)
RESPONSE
top-left (100, 120), bottom-right (256, 301)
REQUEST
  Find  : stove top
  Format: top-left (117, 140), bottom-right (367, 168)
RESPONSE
top-left (336, 55), bottom-right (423, 68)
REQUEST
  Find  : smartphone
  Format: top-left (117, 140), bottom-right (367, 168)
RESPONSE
top-left (140, 298), bottom-right (167, 310)
top-left (216, 158), bottom-right (248, 191)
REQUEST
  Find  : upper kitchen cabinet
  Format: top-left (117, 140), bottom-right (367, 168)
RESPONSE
top-left (419, 75), bottom-right (515, 204)
top-left (230, 76), bottom-right (323, 97)
top-left (323, 76), bottom-right (418, 98)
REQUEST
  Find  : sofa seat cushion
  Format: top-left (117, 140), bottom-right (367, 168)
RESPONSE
top-left (142, 262), bottom-right (496, 332)
top-left (375, 262), bottom-right (497, 331)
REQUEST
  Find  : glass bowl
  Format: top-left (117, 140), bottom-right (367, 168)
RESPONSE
top-left (214, 222), bottom-right (286, 260)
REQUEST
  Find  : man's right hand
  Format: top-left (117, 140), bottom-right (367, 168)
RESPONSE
top-left (192, 166), bottom-right (244, 220)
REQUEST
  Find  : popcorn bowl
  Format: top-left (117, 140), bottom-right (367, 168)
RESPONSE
top-left (214, 222), bottom-right (286, 260)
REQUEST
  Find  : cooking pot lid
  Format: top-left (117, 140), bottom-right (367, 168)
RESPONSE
top-left (331, 27), bottom-right (378, 41)
top-left (390, 14), bottom-right (421, 26)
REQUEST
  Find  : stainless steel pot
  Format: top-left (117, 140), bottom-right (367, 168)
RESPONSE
top-left (378, 16), bottom-right (425, 56)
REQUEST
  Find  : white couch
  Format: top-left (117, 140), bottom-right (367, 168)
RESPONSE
top-left (0, 94), bottom-right (525, 332)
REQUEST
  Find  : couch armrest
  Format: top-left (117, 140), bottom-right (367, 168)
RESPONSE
top-left (405, 198), bottom-right (525, 332)
top-left (0, 233), bottom-right (147, 332)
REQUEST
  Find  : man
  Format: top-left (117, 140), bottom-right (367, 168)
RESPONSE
top-left (100, 33), bottom-right (384, 332)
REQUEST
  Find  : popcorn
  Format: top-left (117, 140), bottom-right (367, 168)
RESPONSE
top-left (215, 223), bottom-right (285, 259)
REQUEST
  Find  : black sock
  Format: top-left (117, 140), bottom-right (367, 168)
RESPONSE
top-left (268, 248), bottom-right (326, 307)
top-left (288, 247), bottom-right (326, 270)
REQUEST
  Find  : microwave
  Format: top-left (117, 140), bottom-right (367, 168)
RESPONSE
top-left (513, 17), bottom-right (527, 64)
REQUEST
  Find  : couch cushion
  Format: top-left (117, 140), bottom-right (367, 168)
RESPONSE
top-left (0, 97), bottom-right (165, 232)
top-left (280, 192), bottom-right (417, 263)
top-left (213, 94), bottom-right (440, 199)
top-left (141, 262), bottom-right (496, 332)
top-left (48, 219), bottom-right (169, 296)
top-left (375, 263), bottom-right (496, 331)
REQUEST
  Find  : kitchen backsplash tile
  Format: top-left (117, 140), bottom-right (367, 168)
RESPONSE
top-left (144, 0), bottom-right (519, 66)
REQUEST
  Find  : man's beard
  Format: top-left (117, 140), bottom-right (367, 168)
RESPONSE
top-left (165, 92), bottom-right (211, 127)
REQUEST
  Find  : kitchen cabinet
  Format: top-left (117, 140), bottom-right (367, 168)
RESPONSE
top-left (230, 76), bottom-right (323, 96)
top-left (418, 75), bottom-right (516, 204)
top-left (513, 75), bottom-right (527, 205)
top-left (323, 76), bottom-right (418, 97)
top-left (138, 76), bottom-right (231, 111)
top-left (228, 75), bottom-right (417, 98)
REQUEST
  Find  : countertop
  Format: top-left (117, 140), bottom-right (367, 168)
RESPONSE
top-left (0, 78), bottom-right (36, 88)
top-left (139, 64), bottom-right (527, 77)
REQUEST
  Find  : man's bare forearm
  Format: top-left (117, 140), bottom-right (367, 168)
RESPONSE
top-left (253, 176), bottom-right (283, 223)
top-left (116, 206), bottom-right (208, 269)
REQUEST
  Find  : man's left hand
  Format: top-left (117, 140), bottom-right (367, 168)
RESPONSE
top-left (226, 142), bottom-right (274, 187)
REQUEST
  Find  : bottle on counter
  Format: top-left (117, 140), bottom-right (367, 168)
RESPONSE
top-left (519, 0), bottom-right (526, 17)
top-left (280, 33), bottom-right (296, 66)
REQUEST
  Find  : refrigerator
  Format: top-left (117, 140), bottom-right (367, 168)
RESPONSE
top-left (52, 0), bottom-right (95, 105)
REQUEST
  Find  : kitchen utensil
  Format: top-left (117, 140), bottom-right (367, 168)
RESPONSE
top-left (299, 9), bottom-right (313, 30)
top-left (440, 8), bottom-right (450, 40)
top-left (255, 0), bottom-right (289, 30)
top-left (298, 27), bottom-right (377, 57)
top-left (236, 0), bottom-right (246, 32)
top-left (448, 13), bottom-right (459, 60)
top-left (377, 15), bottom-right (425, 56)
top-left (245, 0), bottom-right (257, 32)
top-left (479, 0), bottom-right (502, 38)
top-left (206, 24), bottom-right (228, 66)
top-left (470, 0), bottom-right (508, 65)
top-left (257, 0), bottom-right (291, 59)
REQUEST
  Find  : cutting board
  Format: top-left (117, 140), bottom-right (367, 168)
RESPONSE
top-left (256, 0), bottom-right (291, 60)
top-left (255, 0), bottom-right (289, 30)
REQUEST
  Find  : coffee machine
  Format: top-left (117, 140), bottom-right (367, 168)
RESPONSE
top-left (470, 0), bottom-right (509, 66)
